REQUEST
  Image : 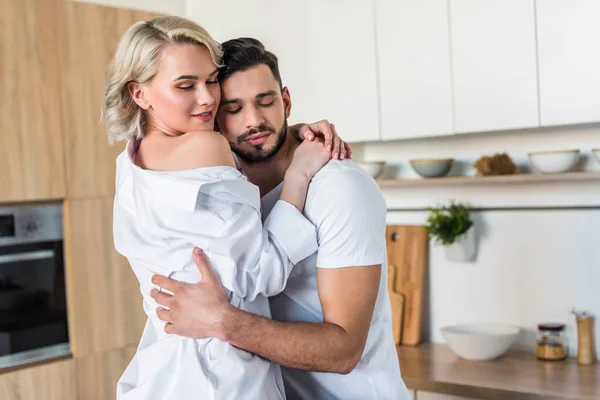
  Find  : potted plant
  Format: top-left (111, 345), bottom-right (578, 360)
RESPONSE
top-left (426, 201), bottom-right (476, 262)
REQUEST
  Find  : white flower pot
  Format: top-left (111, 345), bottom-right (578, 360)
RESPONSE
top-left (444, 226), bottom-right (476, 262)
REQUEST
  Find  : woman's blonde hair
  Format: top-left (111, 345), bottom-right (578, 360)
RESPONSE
top-left (102, 16), bottom-right (223, 144)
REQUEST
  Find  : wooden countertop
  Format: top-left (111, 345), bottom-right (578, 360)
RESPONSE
top-left (397, 344), bottom-right (600, 400)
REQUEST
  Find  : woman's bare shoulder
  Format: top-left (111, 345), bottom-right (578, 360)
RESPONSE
top-left (169, 130), bottom-right (235, 170)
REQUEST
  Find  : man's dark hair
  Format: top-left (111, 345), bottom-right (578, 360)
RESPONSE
top-left (218, 38), bottom-right (283, 88)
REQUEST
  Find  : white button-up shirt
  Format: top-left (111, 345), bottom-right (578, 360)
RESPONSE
top-left (114, 140), bottom-right (317, 400)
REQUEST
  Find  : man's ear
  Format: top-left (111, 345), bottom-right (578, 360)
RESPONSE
top-left (282, 87), bottom-right (292, 119)
top-left (128, 81), bottom-right (151, 110)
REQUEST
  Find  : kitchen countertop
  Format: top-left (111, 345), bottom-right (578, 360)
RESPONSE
top-left (397, 344), bottom-right (600, 400)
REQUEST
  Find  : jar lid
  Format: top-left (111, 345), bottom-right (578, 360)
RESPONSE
top-left (538, 323), bottom-right (565, 332)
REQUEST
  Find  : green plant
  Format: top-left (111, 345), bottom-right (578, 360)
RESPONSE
top-left (425, 201), bottom-right (473, 245)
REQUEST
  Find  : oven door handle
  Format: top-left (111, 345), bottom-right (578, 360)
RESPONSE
top-left (0, 250), bottom-right (55, 265)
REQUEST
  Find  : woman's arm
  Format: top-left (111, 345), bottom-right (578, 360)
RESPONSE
top-left (280, 139), bottom-right (331, 212)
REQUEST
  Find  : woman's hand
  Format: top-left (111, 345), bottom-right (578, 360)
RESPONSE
top-left (288, 139), bottom-right (332, 183)
top-left (291, 120), bottom-right (352, 160)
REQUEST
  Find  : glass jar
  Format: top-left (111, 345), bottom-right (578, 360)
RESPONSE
top-left (536, 323), bottom-right (568, 361)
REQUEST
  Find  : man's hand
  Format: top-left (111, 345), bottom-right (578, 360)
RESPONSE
top-left (292, 120), bottom-right (352, 160)
top-left (151, 248), bottom-right (233, 340)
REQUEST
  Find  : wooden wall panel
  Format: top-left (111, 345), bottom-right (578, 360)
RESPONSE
top-left (64, 198), bottom-right (146, 357)
top-left (0, 0), bottom-right (67, 202)
top-left (59, 2), bottom-right (158, 198)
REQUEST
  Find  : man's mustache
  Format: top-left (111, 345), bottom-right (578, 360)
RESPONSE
top-left (237, 124), bottom-right (276, 143)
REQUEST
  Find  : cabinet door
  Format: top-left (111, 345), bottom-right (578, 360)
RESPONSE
top-left (536, 0), bottom-right (600, 126)
top-left (187, 0), bottom-right (380, 143)
top-left (64, 198), bottom-right (146, 357)
top-left (449, 0), bottom-right (539, 133)
top-left (59, 2), bottom-right (157, 198)
top-left (0, 0), bottom-right (66, 202)
top-left (377, 0), bottom-right (454, 140)
top-left (75, 344), bottom-right (137, 400)
top-left (0, 359), bottom-right (77, 400)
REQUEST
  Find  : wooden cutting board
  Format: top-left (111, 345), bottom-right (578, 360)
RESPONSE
top-left (386, 225), bottom-right (427, 346)
top-left (388, 264), bottom-right (405, 345)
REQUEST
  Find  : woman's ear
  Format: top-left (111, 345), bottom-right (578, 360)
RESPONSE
top-left (128, 81), bottom-right (151, 110)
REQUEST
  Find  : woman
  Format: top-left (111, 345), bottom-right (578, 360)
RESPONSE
top-left (102, 16), bottom-right (347, 400)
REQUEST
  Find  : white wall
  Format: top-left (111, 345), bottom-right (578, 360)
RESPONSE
top-left (69, 0), bottom-right (185, 15)
top-left (387, 208), bottom-right (600, 359)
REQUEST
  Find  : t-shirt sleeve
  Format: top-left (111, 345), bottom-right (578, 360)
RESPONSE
top-left (311, 170), bottom-right (388, 269)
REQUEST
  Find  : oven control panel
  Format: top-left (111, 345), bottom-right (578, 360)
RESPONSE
top-left (0, 204), bottom-right (63, 245)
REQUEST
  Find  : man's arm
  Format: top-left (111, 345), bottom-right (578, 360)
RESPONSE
top-left (151, 250), bottom-right (381, 374)
top-left (223, 265), bottom-right (381, 374)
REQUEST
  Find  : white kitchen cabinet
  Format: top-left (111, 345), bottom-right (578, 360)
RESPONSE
top-left (187, 0), bottom-right (380, 143)
top-left (536, 0), bottom-right (600, 126)
top-left (449, 0), bottom-right (539, 134)
top-left (376, 0), bottom-right (454, 140)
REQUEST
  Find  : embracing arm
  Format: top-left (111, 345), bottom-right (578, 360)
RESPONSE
top-left (221, 264), bottom-right (381, 374)
top-left (289, 120), bottom-right (352, 160)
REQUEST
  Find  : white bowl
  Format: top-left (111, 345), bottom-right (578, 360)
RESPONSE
top-left (357, 161), bottom-right (385, 179)
top-left (441, 323), bottom-right (520, 361)
top-left (528, 149), bottom-right (580, 174)
top-left (593, 148), bottom-right (600, 165)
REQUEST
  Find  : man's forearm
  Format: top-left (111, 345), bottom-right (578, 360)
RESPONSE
top-left (221, 307), bottom-right (360, 374)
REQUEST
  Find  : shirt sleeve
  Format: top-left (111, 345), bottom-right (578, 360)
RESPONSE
top-left (310, 169), bottom-right (388, 269)
top-left (205, 199), bottom-right (317, 302)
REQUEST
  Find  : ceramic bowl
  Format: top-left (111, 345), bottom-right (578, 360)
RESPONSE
top-left (410, 158), bottom-right (453, 178)
top-left (527, 149), bottom-right (580, 174)
top-left (357, 161), bottom-right (385, 179)
top-left (442, 323), bottom-right (520, 361)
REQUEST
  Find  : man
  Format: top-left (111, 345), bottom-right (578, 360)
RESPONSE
top-left (151, 38), bottom-right (409, 400)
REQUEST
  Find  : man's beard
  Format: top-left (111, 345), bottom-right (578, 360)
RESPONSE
top-left (231, 120), bottom-right (288, 165)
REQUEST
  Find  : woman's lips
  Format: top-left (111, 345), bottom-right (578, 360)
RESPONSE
top-left (192, 112), bottom-right (213, 122)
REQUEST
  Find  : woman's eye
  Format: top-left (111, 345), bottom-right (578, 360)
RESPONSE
top-left (178, 85), bottom-right (194, 90)
top-left (207, 80), bottom-right (219, 85)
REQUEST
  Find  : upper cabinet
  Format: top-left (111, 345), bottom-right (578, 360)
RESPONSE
top-left (59, 2), bottom-right (157, 198)
top-left (0, 0), bottom-right (67, 202)
top-left (376, 0), bottom-right (454, 140)
top-left (536, 0), bottom-right (600, 126)
top-left (187, 0), bottom-right (380, 143)
top-left (449, 0), bottom-right (539, 134)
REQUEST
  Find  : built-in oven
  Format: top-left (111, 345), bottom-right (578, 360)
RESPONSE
top-left (0, 203), bottom-right (70, 369)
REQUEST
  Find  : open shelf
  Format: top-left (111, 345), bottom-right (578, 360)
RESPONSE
top-left (377, 171), bottom-right (600, 187)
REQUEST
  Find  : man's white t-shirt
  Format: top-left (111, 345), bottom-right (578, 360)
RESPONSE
top-left (261, 159), bottom-right (410, 400)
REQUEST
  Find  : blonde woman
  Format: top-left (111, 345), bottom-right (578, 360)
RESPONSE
top-left (103, 16), bottom-right (347, 400)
